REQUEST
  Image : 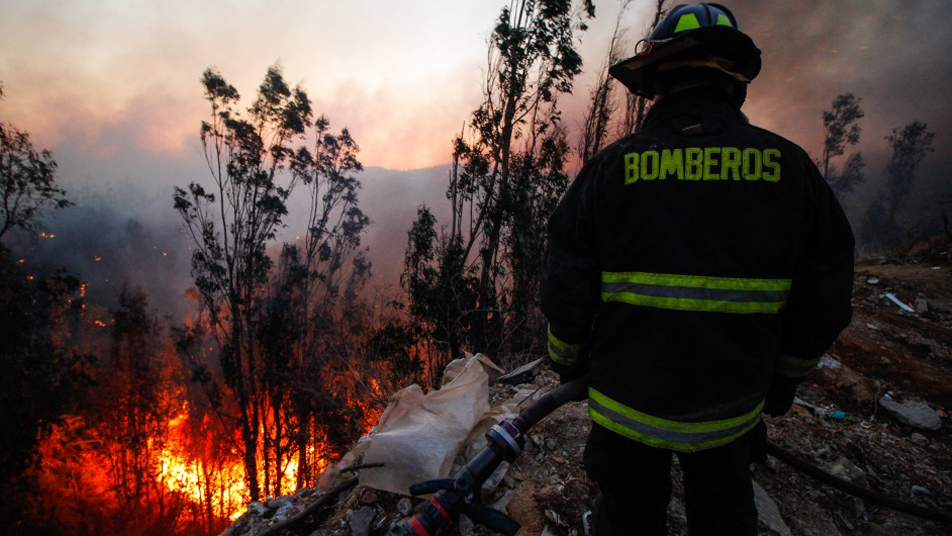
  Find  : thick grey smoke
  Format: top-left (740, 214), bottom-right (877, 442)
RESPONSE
top-left (735, 0), bottom-right (951, 231)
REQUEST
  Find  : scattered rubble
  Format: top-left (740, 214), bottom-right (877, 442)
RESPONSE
top-left (223, 236), bottom-right (952, 536)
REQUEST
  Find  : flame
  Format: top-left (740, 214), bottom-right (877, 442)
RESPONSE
top-left (155, 406), bottom-right (247, 521)
top-left (94, 320), bottom-right (106, 327)
top-left (94, 256), bottom-right (102, 261)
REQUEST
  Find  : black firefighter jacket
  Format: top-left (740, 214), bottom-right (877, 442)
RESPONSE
top-left (541, 92), bottom-right (854, 452)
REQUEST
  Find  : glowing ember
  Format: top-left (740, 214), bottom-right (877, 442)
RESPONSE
top-left (94, 320), bottom-right (106, 327)
top-left (93, 256), bottom-right (102, 261)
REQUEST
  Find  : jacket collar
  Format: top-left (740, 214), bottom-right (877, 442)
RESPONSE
top-left (643, 92), bottom-right (746, 132)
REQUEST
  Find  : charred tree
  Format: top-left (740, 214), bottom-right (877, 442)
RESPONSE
top-left (885, 120), bottom-right (935, 227)
top-left (0, 82), bottom-right (71, 239)
top-left (819, 93), bottom-right (866, 197)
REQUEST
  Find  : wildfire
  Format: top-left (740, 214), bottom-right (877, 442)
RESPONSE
top-left (156, 407), bottom-right (247, 521)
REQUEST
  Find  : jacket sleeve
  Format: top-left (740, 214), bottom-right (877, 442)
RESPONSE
top-left (541, 158), bottom-right (602, 378)
top-left (776, 161), bottom-right (855, 381)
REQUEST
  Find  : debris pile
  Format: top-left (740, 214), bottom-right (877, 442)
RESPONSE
top-left (223, 237), bottom-right (951, 535)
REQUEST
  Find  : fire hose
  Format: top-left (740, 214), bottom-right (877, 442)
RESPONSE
top-left (386, 374), bottom-right (950, 535)
top-left (387, 375), bottom-right (589, 536)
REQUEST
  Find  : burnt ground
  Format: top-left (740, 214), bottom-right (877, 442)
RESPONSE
top-left (226, 236), bottom-right (952, 536)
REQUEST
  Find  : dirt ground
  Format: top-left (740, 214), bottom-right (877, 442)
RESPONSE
top-left (226, 236), bottom-right (952, 536)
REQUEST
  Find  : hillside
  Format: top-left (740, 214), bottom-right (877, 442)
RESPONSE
top-left (222, 236), bottom-right (952, 536)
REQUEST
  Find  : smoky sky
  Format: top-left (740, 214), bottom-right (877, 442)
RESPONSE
top-left (735, 0), bottom-right (952, 227)
top-left (4, 0), bottom-right (951, 318)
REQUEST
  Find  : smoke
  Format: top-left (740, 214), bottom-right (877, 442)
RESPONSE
top-left (3, 154), bottom-right (452, 319)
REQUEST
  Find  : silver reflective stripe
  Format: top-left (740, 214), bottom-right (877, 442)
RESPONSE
top-left (589, 397), bottom-right (761, 445)
top-left (602, 281), bottom-right (789, 304)
top-left (548, 341), bottom-right (577, 364)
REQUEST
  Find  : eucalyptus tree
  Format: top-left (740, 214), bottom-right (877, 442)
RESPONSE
top-left (174, 65), bottom-right (368, 499)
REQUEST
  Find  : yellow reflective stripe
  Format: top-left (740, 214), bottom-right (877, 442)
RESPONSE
top-left (601, 271), bottom-right (791, 314)
top-left (589, 387), bottom-right (764, 452)
top-left (601, 293), bottom-right (784, 313)
top-left (547, 324), bottom-right (583, 366)
top-left (776, 354), bottom-right (821, 378)
top-left (716, 13), bottom-right (733, 27)
top-left (602, 271), bottom-right (791, 291)
top-left (674, 13), bottom-right (701, 33)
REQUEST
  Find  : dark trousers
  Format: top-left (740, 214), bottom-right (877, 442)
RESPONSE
top-left (584, 423), bottom-right (761, 536)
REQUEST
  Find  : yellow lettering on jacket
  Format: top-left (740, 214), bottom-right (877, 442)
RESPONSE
top-left (659, 149), bottom-right (684, 180)
top-left (641, 151), bottom-right (660, 180)
top-left (763, 148), bottom-right (781, 182)
top-left (721, 147), bottom-right (742, 180)
top-left (685, 148), bottom-right (703, 180)
top-left (624, 152), bottom-right (639, 184)
top-left (622, 147), bottom-right (782, 184)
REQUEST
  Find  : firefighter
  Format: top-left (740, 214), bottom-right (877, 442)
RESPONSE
top-left (540, 3), bottom-right (854, 535)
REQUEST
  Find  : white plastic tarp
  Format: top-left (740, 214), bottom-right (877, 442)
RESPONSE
top-left (359, 356), bottom-right (491, 495)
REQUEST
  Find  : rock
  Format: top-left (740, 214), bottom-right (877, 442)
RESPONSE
top-left (916, 297), bottom-right (929, 314)
top-left (267, 495), bottom-right (292, 509)
top-left (349, 506), bottom-right (376, 536)
top-left (496, 358), bottom-right (544, 385)
top-left (458, 514), bottom-right (475, 536)
top-left (827, 456), bottom-right (868, 487)
top-left (854, 498), bottom-right (868, 521)
top-left (752, 481), bottom-right (792, 536)
top-left (248, 501), bottom-right (268, 516)
top-left (397, 497), bottom-right (413, 517)
top-left (275, 501), bottom-right (296, 519)
top-left (911, 432), bottom-right (929, 446)
top-left (879, 398), bottom-right (942, 430)
top-left (911, 485), bottom-right (931, 496)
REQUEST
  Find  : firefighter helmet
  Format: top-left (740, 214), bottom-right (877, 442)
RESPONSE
top-left (609, 3), bottom-right (761, 99)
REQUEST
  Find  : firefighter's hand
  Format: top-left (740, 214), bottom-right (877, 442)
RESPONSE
top-left (764, 376), bottom-right (798, 417)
